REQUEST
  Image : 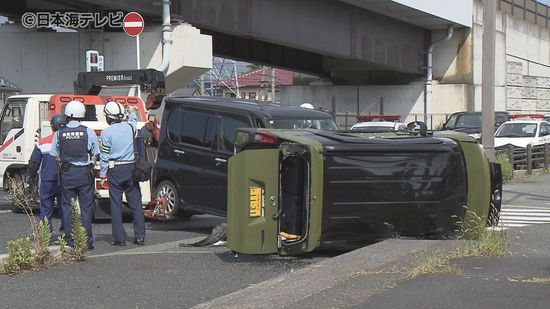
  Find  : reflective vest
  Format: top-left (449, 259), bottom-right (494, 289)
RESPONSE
top-left (58, 125), bottom-right (89, 163)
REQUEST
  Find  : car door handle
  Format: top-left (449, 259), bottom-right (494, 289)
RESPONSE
top-left (215, 158), bottom-right (227, 166)
top-left (174, 149), bottom-right (185, 155)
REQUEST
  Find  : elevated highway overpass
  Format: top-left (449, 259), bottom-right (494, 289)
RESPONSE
top-left (1, 0), bottom-right (472, 84)
top-left (1, 0), bottom-right (549, 124)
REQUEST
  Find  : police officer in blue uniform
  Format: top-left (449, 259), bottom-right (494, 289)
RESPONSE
top-left (26, 114), bottom-right (66, 233)
top-left (99, 102), bottom-right (145, 246)
top-left (50, 100), bottom-right (99, 250)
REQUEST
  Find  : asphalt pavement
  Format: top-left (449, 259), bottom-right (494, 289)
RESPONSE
top-left (354, 175), bottom-right (550, 309)
top-left (195, 175), bottom-right (550, 308)
top-left (0, 192), bottom-right (329, 308)
top-left (1, 175), bottom-right (550, 308)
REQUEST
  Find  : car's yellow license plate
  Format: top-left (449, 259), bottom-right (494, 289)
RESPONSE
top-left (249, 187), bottom-right (262, 217)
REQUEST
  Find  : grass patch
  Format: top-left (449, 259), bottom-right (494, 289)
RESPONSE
top-left (407, 254), bottom-right (460, 278)
top-left (408, 210), bottom-right (506, 278)
top-left (2, 197), bottom-right (89, 275)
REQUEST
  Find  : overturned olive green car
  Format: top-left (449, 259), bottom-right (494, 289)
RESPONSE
top-left (227, 129), bottom-right (502, 256)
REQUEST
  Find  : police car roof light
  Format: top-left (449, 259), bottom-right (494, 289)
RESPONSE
top-left (509, 113), bottom-right (544, 121)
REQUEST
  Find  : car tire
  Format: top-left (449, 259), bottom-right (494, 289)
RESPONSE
top-left (155, 180), bottom-right (179, 216)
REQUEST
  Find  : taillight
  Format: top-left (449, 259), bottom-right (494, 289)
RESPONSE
top-left (254, 132), bottom-right (279, 144)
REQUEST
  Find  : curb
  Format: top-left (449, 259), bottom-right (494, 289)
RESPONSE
top-left (192, 239), bottom-right (469, 309)
top-left (0, 245), bottom-right (62, 274)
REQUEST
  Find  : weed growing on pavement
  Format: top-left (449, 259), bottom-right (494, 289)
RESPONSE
top-left (495, 152), bottom-right (513, 183)
top-left (408, 210), bottom-right (506, 278)
top-left (34, 218), bottom-right (52, 266)
top-left (407, 254), bottom-right (460, 278)
top-left (460, 210), bottom-right (506, 257)
top-left (70, 198), bottom-right (88, 261)
top-left (57, 234), bottom-right (68, 259)
top-left (6, 173), bottom-right (40, 244)
top-left (4, 237), bottom-right (33, 275)
top-left (2, 188), bottom-right (89, 275)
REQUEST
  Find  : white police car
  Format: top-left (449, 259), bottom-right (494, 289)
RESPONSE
top-left (494, 116), bottom-right (550, 148)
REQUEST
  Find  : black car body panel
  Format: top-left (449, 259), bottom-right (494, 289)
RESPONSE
top-left (154, 97), bottom-right (337, 216)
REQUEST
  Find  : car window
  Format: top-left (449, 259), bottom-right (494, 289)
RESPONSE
top-left (180, 110), bottom-right (214, 148)
top-left (218, 114), bottom-right (251, 153)
top-left (495, 123), bottom-right (537, 138)
top-left (166, 108), bottom-right (182, 143)
top-left (0, 99), bottom-right (26, 143)
top-left (446, 114), bottom-right (481, 129)
top-left (540, 124), bottom-right (549, 136)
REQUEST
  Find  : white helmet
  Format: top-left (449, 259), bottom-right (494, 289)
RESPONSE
top-left (64, 100), bottom-right (86, 119)
top-left (300, 103), bottom-right (314, 109)
top-left (104, 101), bottom-right (125, 120)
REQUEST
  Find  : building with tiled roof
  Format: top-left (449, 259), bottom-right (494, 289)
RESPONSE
top-left (217, 67), bottom-right (294, 102)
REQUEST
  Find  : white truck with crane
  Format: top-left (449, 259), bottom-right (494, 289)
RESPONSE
top-left (0, 69), bottom-right (165, 217)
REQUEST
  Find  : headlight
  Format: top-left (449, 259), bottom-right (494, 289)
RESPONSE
top-left (492, 189), bottom-right (501, 202)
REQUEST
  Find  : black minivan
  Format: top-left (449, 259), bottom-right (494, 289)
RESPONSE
top-left (153, 97), bottom-right (338, 217)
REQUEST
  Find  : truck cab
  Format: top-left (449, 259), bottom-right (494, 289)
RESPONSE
top-left (0, 94), bottom-right (52, 191)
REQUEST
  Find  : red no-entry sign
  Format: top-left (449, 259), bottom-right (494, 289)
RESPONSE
top-left (123, 12), bottom-right (144, 37)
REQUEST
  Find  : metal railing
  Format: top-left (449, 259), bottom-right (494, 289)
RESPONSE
top-left (496, 143), bottom-right (550, 174)
top-left (479, 0), bottom-right (550, 28)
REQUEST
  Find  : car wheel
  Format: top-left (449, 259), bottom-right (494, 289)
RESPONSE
top-left (155, 180), bottom-right (179, 216)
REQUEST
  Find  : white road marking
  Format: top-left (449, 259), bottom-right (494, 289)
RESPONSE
top-left (499, 204), bottom-right (550, 229)
top-left (0, 210), bottom-right (12, 214)
top-left (502, 204), bottom-right (550, 210)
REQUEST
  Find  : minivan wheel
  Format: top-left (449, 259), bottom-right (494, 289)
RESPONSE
top-left (155, 180), bottom-right (179, 216)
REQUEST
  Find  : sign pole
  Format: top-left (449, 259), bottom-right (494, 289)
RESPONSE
top-left (123, 12), bottom-right (145, 97)
top-left (136, 34), bottom-right (141, 97)
top-left (136, 34), bottom-right (140, 70)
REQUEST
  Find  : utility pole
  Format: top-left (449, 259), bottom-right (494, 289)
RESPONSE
top-left (199, 74), bottom-right (205, 96)
top-left (482, 0), bottom-right (497, 160)
top-left (271, 67), bottom-right (276, 102)
top-left (233, 60), bottom-right (240, 98)
top-left (260, 66), bottom-right (268, 101)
